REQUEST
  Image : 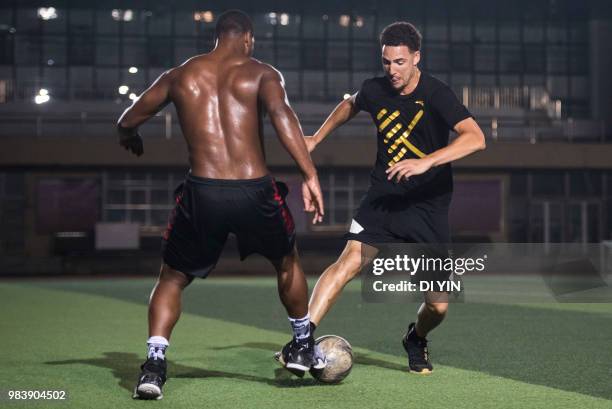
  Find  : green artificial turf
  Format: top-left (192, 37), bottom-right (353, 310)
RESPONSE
top-left (0, 277), bottom-right (611, 408)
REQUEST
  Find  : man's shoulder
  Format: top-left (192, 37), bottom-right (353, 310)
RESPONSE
top-left (359, 76), bottom-right (389, 97)
top-left (419, 72), bottom-right (452, 96)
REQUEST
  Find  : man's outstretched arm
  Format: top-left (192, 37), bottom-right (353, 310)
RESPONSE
top-left (305, 93), bottom-right (361, 152)
top-left (259, 66), bottom-right (324, 223)
top-left (116, 70), bottom-right (173, 156)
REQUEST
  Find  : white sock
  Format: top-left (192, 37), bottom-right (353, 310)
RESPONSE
top-left (147, 336), bottom-right (169, 360)
top-left (288, 314), bottom-right (311, 342)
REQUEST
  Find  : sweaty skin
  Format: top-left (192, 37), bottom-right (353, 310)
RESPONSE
top-left (117, 32), bottom-right (323, 222)
top-left (116, 32), bottom-right (324, 341)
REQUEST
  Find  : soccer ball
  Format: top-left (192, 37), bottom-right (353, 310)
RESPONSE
top-left (309, 335), bottom-right (353, 384)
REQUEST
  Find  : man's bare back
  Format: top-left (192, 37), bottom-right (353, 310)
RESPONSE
top-left (118, 51), bottom-right (305, 180)
top-left (117, 21), bottom-right (323, 222)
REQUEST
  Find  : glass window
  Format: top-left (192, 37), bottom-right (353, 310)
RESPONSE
top-left (524, 45), bottom-right (544, 73)
top-left (327, 72), bottom-right (350, 101)
top-left (327, 41), bottom-right (349, 70)
top-left (499, 45), bottom-right (521, 72)
top-left (570, 171), bottom-right (602, 196)
top-left (474, 23), bottom-right (495, 43)
top-left (14, 35), bottom-right (40, 65)
top-left (69, 9), bottom-right (93, 34)
top-left (352, 42), bottom-right (379, 71)
top-left (252, 13), bottom-right (274, 40)
top-left (499, 22), bottom-right (519, 42)
top-left (253, 40), bottom-right (274, 65)
top-left (426, 21), bottom-right (447, 41)
top-left (451, 44), bottom-right (471, 71)
top-left (96, 37), bottom-right (119, 66)
top-left (0, 33), bottom-right (14, 64)
top-left (122, 37), bottom-right (147, 67)
top-left (523, 23), bottom-right (544, 43)
top-left (0, 7), bottom-right (12, 26)
top-left (547, 46), bottom-right (567, 74)
top-left (547, 22), bottom-right (568, 43)
top-left (532, 172), bottom-right (565, 196)
top-left (547, 75), bottom-right (569, 98)
top-left (16, 8), bottom-right (39, 34)
top-left (276, 41), bottom-right (300, 69)
top-left (569, 22), bottom-right (587, 44)
top-left (352, 15), bottom-right (375, 40)
top-left (282, 70), bottom-right (300, 100)
top-left (174, 10), bottom-right (196, 36)
top-left (569, 45), bottom-right (587, 75)
top-left (148, 37), bottom-right (173, 67)
top-left (474, 74), bottom-right (495, 86)
top-left (302, 40), bottom-right (325, 70)
top-left (303, 14), bottom-right (325, 39)
top-left (569, 75), bottom-right (588, 99)
top-left (95, 67), bottom-right (120, 93)
top-left (424, 43), bottom-right (449, 72)
top-left (450, 73), bottom-right (471, 87)
top-left (69, 35), bottom-right (94, 65)
top-left (122, 11), bottom-right (145, 35)
top-left (69, 67), bottom-right (93, 98)
top-left (450, 21), bottom-right (471, 42)
top-left (96, 9), bottom-right (119, 35)
top-left (328, 15), bottom-right (350, 39)
top-left (474, 45), bottom-right (495, 72)
top-left (276, 13), bottom-right (300, 38)
top-left (148, 9), bottom-right (172, 36)
top-left (41, 10), bottom-right (66, 34)
top-left (43, 36), bottom-right (67, 66)
top-left (301, 71), bottom-right (325, 100)
top-left (175, 38), bottom-right (197, 64)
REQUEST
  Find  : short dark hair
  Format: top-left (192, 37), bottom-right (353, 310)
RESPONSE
top-left (379, 22), bottom-right (422, 52)
top-left (215, 10), bottom-right (253, 39)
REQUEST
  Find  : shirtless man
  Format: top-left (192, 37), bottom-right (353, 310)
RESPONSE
top-left (116, 10), bottom-right (325, 400)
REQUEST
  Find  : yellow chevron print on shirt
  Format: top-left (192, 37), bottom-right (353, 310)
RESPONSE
top-left (374, 106), bottom-right (426, 166)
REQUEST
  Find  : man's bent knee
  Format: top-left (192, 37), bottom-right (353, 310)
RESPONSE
top-left (424, 301), bottom-right (448, 316)
top-left (159, 263), bottom-right (194, 289)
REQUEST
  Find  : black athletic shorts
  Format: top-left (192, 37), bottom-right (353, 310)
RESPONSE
top-left (162, 173), bottom-right (296, 278)
top-left (346, 188), bottom-right (452, 283)
top-left (345, 188), bottom-right (451, 245)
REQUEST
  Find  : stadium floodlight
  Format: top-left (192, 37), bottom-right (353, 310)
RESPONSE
top-left (128, 66), bottom-right (138, 74)
top-left (193, 11), bottom-right (213, 22)
top-left (118, 85), bottom-right (129, 95)
top-left (34, 94), bottom-right (50, 104)
top-left (39, 88), bottom-right (49, 96)
top-left (354, 16), bottom-right (364, 28)
top-left (129, 93), bottom-right (137, 101)
top-left (111, 9), bottom-right (134, 22)
top-left (266, 12), bottom-right (278, 25)
top-left (343, 93), bottom-right (351, 100)
top-left (37, 7), bottom-right (58, 20)
top-left (280, 13), bottom-right (289, 26)
top-left (339, 15), bottom-right (350, 27)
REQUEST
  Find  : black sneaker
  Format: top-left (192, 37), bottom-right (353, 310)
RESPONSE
top-left (402, 322), bottom-right (433, 374)
top-left (274, 337), bottom-right (326, 377)
top-left (133, 357), bottom-right (167, 400)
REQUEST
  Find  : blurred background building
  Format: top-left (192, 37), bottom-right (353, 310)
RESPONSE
top-left (1, 0), bottom-right (612, 274)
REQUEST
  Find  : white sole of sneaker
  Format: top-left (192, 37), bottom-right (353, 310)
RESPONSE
top-left (286, 362), bottom-right (310, 372)
top-left (134, 384), bottom-right (163, 400)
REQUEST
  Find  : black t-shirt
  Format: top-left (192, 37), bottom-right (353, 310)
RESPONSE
top-left (354, 72), bottom-right (472, 207)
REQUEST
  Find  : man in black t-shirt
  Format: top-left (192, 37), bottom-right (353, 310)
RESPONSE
top-left (303, 22), bottom-right (486, 374)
